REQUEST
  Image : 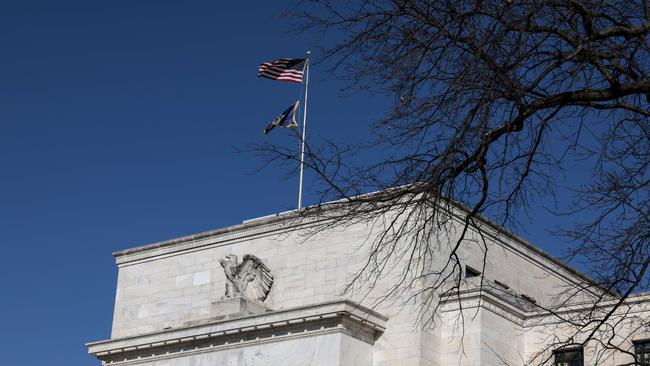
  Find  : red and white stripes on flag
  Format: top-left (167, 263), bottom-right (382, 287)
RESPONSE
top-left (258, 58), bottom-right (306, 83)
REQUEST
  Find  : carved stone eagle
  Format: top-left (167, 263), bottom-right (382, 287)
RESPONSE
top-left (219, 254), bottom-right (273, 302)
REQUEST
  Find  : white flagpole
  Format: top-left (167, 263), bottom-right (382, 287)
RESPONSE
top-left (298, 51), bottom-right (310, 210)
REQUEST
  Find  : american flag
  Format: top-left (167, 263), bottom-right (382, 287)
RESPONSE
top-left (258, 58), bottom-right (306, 83)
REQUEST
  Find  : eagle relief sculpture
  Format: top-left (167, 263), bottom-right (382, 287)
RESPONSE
top-left (219, 254), bottom-right (273, 302)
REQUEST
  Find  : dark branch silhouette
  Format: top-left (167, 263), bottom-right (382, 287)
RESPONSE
top-left (250, 1), bottom-right (650, 364)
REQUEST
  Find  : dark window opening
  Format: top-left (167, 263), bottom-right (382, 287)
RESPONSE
top-left (554, 348), bottom-right (583, 366)
top-left (635, 340), bottom-right (650, 365)
top-left (465, 266), bottom-right (481, 278)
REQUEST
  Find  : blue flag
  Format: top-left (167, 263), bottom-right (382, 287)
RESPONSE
top-left (264, 101), bottom-right (299, 135)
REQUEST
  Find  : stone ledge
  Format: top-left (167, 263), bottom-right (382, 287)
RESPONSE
top-left (112, 213), bottom-right (332, 266)
top-left (439, 284), bottom-right (650, 327)
top-left (184, 297), bottom-right (271, 326)
top-left (440, 282), bottom-right (531, 326)
top-left (87, 300), bottom-right (387, 364)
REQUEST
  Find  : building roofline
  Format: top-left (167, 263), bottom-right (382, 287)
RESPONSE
top-left (112, 188), bottom-right (600, 293)
top-left (112, 209), bottom-right (300, 258)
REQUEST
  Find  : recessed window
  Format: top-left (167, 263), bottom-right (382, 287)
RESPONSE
top-left (465, 265), bottom-right (481, 278)
top-left (554, 348), bottom-right (583, 366)
top-left (634, 340), bottom-right (650, 365)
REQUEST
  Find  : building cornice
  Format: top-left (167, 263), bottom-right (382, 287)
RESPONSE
top-left (441, 285), bottom-right (530, 326)
top-left (112, 210), bottom-right (321, 266)
top-left (87, 300), bottom-right (387, 365)
top-left (112, 197), bottom-right (597, 295)
top-left (441, 284), bottom-right (650, 328)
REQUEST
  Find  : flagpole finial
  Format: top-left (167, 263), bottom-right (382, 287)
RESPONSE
top-left (307, 50), bottom-right (311, 57)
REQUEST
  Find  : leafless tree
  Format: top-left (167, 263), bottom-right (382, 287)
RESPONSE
top-left (251, 1), bottom-right (650, 363)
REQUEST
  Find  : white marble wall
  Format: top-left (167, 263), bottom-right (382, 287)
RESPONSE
top-left (107, 211), bottom-right (606, 365)
top-left (522, 297), bottom-right (650, 366)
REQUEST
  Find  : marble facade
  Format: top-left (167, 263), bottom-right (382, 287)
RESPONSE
top-left (87, 209), bottom-right (650, 365)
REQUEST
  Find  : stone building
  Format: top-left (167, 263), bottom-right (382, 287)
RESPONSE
top-left (87, 207), bottom-right (650, 366)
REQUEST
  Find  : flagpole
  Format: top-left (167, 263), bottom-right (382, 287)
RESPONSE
top-left (298, 51), bottom-right (310, 210)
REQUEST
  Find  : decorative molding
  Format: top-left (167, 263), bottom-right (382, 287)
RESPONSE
top-left (441, 287), bottom-right (528, 326)
top-left (113, 213), bottom-right (325, 266)
top-left (87, 300), bottom-right (387, 365)
top-left (113, 202), bottom-right (597, 296)
top-left (440, 283), bottom-right (650, 329)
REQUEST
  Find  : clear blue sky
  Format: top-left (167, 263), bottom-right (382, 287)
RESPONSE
top-left (0, 1), bottom-right (579, 365)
